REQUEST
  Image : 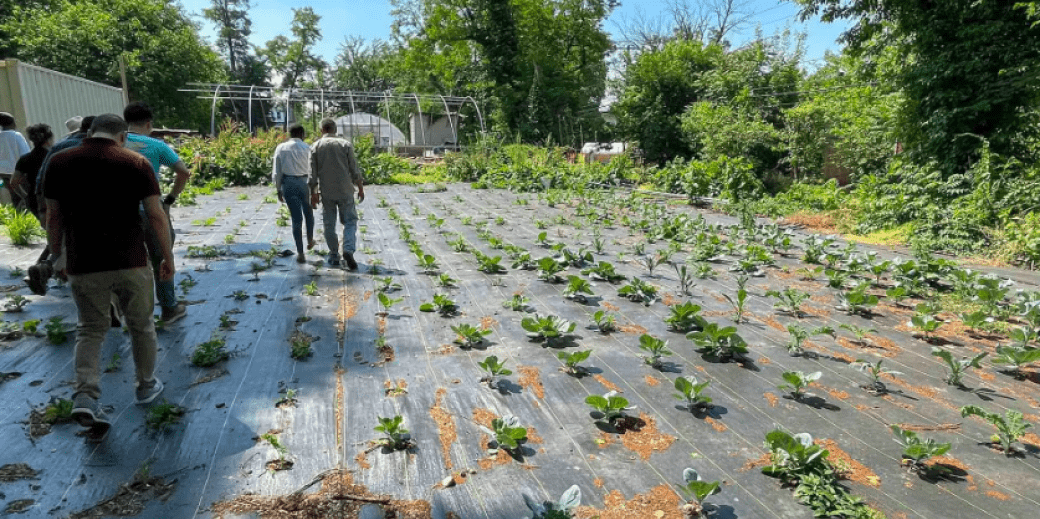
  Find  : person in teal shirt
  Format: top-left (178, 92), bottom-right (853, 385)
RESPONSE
top-left (124, 102), bottom-right (192, 324)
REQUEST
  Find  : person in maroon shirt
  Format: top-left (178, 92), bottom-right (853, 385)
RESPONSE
top-left (42, 114), bottom-right (174, 433)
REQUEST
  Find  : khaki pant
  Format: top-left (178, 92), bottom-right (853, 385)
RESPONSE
top-left (69, 267), bottom-right (158, 399)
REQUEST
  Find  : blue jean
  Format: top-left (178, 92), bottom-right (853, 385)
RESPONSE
top-left (141, 206), bottom-right (177, 308)
top-left (322, 198), bottom-right (358, 256)
top-left (281, 175), bottom-right (314, 254)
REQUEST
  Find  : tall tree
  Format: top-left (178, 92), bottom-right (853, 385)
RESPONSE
top-left (260, 7), bottom-right (325, 89)
top-left (1, 0), bottom-right (225, 129)
top-left (203, 0), bottom-right (253, 78)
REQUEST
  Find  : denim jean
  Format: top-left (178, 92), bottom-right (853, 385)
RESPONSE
top-left (141, 206), bottom-right (177, 308)
top-left (321, 197), bottom-right (358, 256)
top-left (69, 267), bottom-right (158, 399)
top-left (281, 175), bottom-right (314, 254)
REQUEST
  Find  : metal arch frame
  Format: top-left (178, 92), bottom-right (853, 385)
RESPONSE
top-left (413, 93), bottom-right (426, 147)
top-left (438, 95), bottom-right (458, 145)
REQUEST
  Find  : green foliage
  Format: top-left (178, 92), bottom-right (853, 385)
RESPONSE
top-left (765, 288), bottom-right (811, 316)
top-left (673, 376), bottom-right (712, 413)
top-left (478, 355), bottom-right (511, 388)
top-left (521, 314), bottom-right (575, 342)
top-left (1, 209), bottom-right (45, 246)
top-left (377, 292), bottom-right (403, 314)
top-left (618, 277), bottom-right (658, 305)
top-left (585, 391), bottom-right (632, 425)
top-left (664, 302), bottom-right (706, 333)
top-left (192, 335), bottom-right (229, 367)
top-left (146, 400), bottom-right (185, 431)
top-left (44, 316), bottom-right (70, 345)
top-left (932, 348), bottom-right (987, 387)
top-left (590, 310), bottom-right (616, 333)
top-left (891, 425), bottom-right (951, 472)
top-left (687, 322), bottom-right (748, 361)
top-left (43, 398), bottom-right (74, 424)
top-left (581, 261), bottom-right (626, 283)
top-left (374, 414), bottom-right (411, 450)
top-left (419, 293), bottom-right (458, 316)
top-left (177, 125), bottom-right (282, 186)
top-left (677, 468), bottom-right (721, 509)
top-left (557, 349), bottom-right (591, 376)
top-left (451, 323), bottom-right (491, 349)
top-left (489, 416), bottom-right (527, 452)
top-left (778, 371), bottom-right (821, 399)
top-left (562, 275), bottom-right (593, 302)
top-left (502, 294), bottom-right (530, 312)
top-left (960, 406), bottom-right (1033, 456)
top-left (991, 345), bottom-right (1040, 377)
top-left (638, 334), bottom-right (672, 369)
top-left (523, 485), bottom-right (581, 519)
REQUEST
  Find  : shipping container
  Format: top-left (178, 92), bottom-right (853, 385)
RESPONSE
top-left (0, 58), bottom-right (125, 138)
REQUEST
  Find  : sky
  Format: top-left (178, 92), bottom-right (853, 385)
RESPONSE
top-left (178, 0), bottom-right (850, 69)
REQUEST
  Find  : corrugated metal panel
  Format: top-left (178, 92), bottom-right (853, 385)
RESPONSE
top-left (0, 59), bottom-right (124, 138)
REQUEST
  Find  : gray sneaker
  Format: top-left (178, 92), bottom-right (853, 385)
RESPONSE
top-left (160, 303), bottom-right (187, 324)
top-left (71, 393), bottom-right (111, 430)
top-left (135, 377), bottom-right (164, 405)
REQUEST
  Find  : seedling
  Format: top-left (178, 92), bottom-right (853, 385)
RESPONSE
top-left (557, 350), bottom-right (592, 376)
top-left (377, 293), bottom-right (403, 315)
top-left (991, 345), bottom-right (1040, 378)
top-left (785, 324), bottom-right (833, 356)
top-left (537, 257), bottom-right (567, 283)
top-left (191, 335), bottom-right (229, 367)
top-left (839, 323), bottom-right (877, 345)
top-left (9, 266), bottom-right (25, 278)
top-left (585, 391), bottom-right (633, 426)
top-left (674, 264), bottom-right (696, 296)
top-left (691, 262), bottom-right (716, 279)
top-left (590, 310), bottom-right (617, 333)
top-left (562, 276), bottom-right (594, 303)
top-left (375, 415), bottom-right (413, 450)
top-left (303, 281), bottom-right (319, 296)
top-left (723, 275), bottom-right (749, 323)
top-left (836, 283), bottom-right (879, 315)
top-left (230, 290), bottom-right (249, 301)
top-left (475, 252), bottom-right (507, 274)
top-left (103, 352), bottom-right (122, 373)
top-left (487, 416), bottom-right (528, 453)
top-left (45, 316), bottom-right (71, 345)
top-left (960, 405), bottom-right (1032, 456)
top-left (762, 429), bottom-right (830, 484)
top-left (677, 468), bottom-right (721, 518)
top-left (642, 253), bottom-right (664, 276)
top-left (581, 261), bottom-right (626, 283)
top-left (778, 371), bottom-right (821, 400)
top-left (44, 398), bottom-right (74, 424)
top-left (618, 277), bottom-right (658, 305)
top-left (275, 387), bottom-right (299, 408)
top-left (1009, 326), bottom-right (1038, 349)
top-left (146, 400), bottom-right (186, 431)
top-left (522, 485), bottom-right (581, 519)
top-left (764, 288), bottom-right (811, 316)
top-left (290, 336), bottom-right (313, 359)
top-left (416, 254), bottom-right (439, 273)
top-left (824, 268), bottom-right (850, 289)
top-left (639, 334), bottom-right (673, 369)
top-left (959, 310), bottom-right (992, 332)
top-left (2, 294), bottom-right (29, 313)
top-left (664, 302), bottom-right (707, 333)
top-left (22, 319), bottom-right (40, 334)
top-left (891, 425), bottom-right (951, 473)
top-left (521, 314), bottom-right (576, 343)
top-left (451, 323), bottom-right (491, 349)
top-left (535, 231), bottom-right (551, 246)
top-left (502, 294), bottom-right (530, 312)
top-left (909, 313), bottom-right (943, 341)
top-left (511, 252), bottom-right (537, 270)
top-left (852, 359), bottom-right (901, 393)
top-left (478, 355), bottom-right (512, 389)
top-left (932, 348), bottom-right (987, 387)
top-left (687, 323), bottom-right (749, 361)
top-left (435, 273), bottom-right (458, 287)
top-left (419, 294), bottom-right (458, 316)
top-left (673, 376), bottom-right (713, 413)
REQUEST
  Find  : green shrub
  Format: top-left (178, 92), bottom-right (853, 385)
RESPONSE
top-left (175, 122), bottom-right (282, 186)
top-left (2, 209), bottom-right (45, 246)
top-left (753, 179), bottom-right (848, 217)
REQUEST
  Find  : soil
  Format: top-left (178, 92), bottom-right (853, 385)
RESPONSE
top-left (661, 293), bottom-right (680, 306)
top-left (986, 490), bottom-right (1011, 501)
top-left (836, 336), bottom-right (897, 358)
top-left (619, 413), bottom-right (676, 461)
top-left (518, 366), bottom-right (545, 399)
top-left (383, 379), bottom-right (408, 397)
top-left (335, 289), bottom-right (359, 342)
top-left (211, 469), bottom-right (431, 519)
top-left (471, 408), bottom-right (496, 429)
top-left (601, 302), bottom-right (620, 311)
top-left (816, 439), bottom-right (881, 488)
top-left (763, 392), bottom-right (779, 408)
top-left (644, 375), bottom-right (661, 387)
top-left (704, 417), bottom-right (728, 432)
top-left (355, 450), bottom-right (371, 470)
top-left (619, 324), bottom-right (648, 334)
top-left (897, 423), bottom-right (961, 432)
top-left (0, 463), bottom-right (38, 482)
top-left (572, 485), bottom-right (683, 519)
top-left (758, 315), bottom-right (787, 332)
top-left (479, 315), bottom-right (498, 330)
top-left (68, 475), bottom-right (178, 518)
top-left (593, 375), bottom-right (623, 393)
top-left (741, 452), bottom-right (772, 472)
top-left (422, 388), bottom-right (458, 471)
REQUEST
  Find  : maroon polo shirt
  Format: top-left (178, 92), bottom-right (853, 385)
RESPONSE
top-left (43, 137), bottom-right (160, 275)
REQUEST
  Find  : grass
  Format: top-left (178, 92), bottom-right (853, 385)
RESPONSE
top-left (388, 169), bottom-right (449, 185)
top-left (845, 224), bottom-right (912, 247)
top-left (146, 400), bottom-right (186, 431)
top-left (1, 209), bottom-right (46, 246)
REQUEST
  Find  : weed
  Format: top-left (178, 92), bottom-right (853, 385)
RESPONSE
top-left (191, 335), bottom-right (229, 367)
top-left (146, 401), bottom-right (186, 431)
top-left (303, 281), bottom-right (318, 296)
top-left (3, 209), bottom-right (46, 245)
top-left (44, 398), bottom-right (74, 424)
top-left (290, 337), bottom-right (313, 360)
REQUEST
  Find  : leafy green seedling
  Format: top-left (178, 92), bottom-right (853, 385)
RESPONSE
top-left (762, 429), bottom-right (830, 484)
top-left (673, 264), bottom-right (696, 296)
top-left (687, 322), bottom-right (748, 361)
top-left (664, 302), bottom-right (707, 333)
top-left (448, 235), bottom-right (470, 252)
top-left (723, 275), bottom-right (749, 323)
top-left (931, 348), bottom-right (987, 387)
top-left (432, 273), bottom-right (456, 288)
top-left (839, 323), bottom-right (877, 345)
top-left (639, 334), bottom-right (673, 369)
top-left (991, 345), bottom-right (1040, 378)
top-left (192, 336), bottom-right (229, 367)
top-left (522, 485), bottom-right (581, 519)
top-left (146, 400), bottom-right (186, 431)
top-left (557, 350), bottom-right (592, 376)
top-left (45, 316), bottom-right (70, 345)
top-left (3, 294), bottom-right (29, 312)
top-left (478, 355), bottom-right (512, 389)
top-left (22, 319), bottom-right (40, 334)
top-left (535, 231), bottom-right (551, 246)
top-left (960, 406), bottom-right (1032, 456)
top-left (290, 337), bottom-right (314, 360)
top-left (851, 359), bottom-right (901, 393)
top-left (104, 352), bottom-right (122, 373)
top-left (677, 468), bottom-right (721, 518)
top-left (785, 325), bottom-right (834, 356)
top-left (581, 261), bottom-right (626, 283)
top-left (502, 294), bottom-right (530, 312)
top-left (764, 288), bottom-right (811, 316)
top-left (522, 314), bottom-right (576, 343)
top-left (487, 416), bottom-right (527, 453)
top-left (475, 252), bottom-right (507, 273)
top-left (673, 376), bottom-right (713, 413)
top-left (537, 257), bottom-right (567, 283)
top-left (837, 283), bottom-right (879, 315)
top-left (590, 310), bottom-right (617, 333)
top-left (375, 415), bottom-right (413, 450)
top-left (375, 276), bottom-right (402, 293)
top-left (416, 254), bottom-right (439, 273)
top-left (451, 323), bottom-right (491, 349)
top-left (44, 398), bottom-right (74, 424)
top-left (909, 313), bottom-right (943, 341)
top-left (562, 275), bottom-right (594, 303)
top-left (177, 274), bottom-right (197, 296)
top-left (419, 294), bottom-right (458, 316)
top-left (1009, 326), bottom-right (1038, 349)
top-left (885, 285), bottom-right (911, 307)
top-left (303, 281), bottom-right (319, 296)
top-left (377, 293), bottom-right (403, 315)
top-left (778, 371), bottom-right (821, 400)
top-left (618, 277), bottom-right (658, 305)
top-left (891, 425), bottom-right (951, 473)
top-left (585, 391), bottom-right (633, 426)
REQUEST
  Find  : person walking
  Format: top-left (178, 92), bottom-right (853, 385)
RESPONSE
top-left (124, 102), bottom-right (190, 324)
top-left (0, 112), bottom-right (30, 200)
top-left (272, 124), bottom-right (315, 263)
top-left (42, 114), bottom-right (171, 432)
top-left (10, 123), bottom-right (52, 216)
top-left (309, 118), bottom-right (365, 270)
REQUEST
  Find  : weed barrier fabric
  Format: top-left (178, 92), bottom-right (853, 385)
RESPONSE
top-left (0, 184), bottom-right (1036, 518)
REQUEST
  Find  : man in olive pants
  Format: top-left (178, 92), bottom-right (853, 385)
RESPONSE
top-left (309, 118), bottom-right (365, 269)
top-left (43, 114), bottom-right (172, 432)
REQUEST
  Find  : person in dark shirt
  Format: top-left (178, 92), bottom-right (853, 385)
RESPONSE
top-left (10, 123), bottom-right (52, 216)
top-left (43, 114), bottom-right (172, 433)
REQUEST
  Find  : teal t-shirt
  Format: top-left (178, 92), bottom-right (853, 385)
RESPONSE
top-left (126, 133), bottom-right (180, 182)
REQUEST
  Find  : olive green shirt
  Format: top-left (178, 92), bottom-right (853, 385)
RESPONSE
top-left (309, 135), bottom-right (363, 201)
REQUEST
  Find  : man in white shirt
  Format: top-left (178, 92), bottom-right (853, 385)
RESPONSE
top-left (272, 124), bottom-right (315, 263)
top-left (0, 112), bottom-right (30, 182)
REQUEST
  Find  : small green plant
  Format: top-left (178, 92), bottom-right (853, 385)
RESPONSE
top-left (885, 285), bottom-right (911, 307)
top-left (435, 273), bottom-right (458, 287)
top-left (290, 337), bottom-right (313, 359)
top-left (764, 288), bottom-right (811, 316)
top-left (375, 276), bottom-right (402, 293)
top-left (22, 319), bottom-right (40, 334)
top-left (581, 261), bottom-right (626, 283)
top-left (260, 432), bottom-right (290, 469)
top-left (677, 468), bottom-right (721, 518)
top-left (2, 209), bottom-right (46, 245)
top-left (219, 313), bottom-right (236, 329)
top-left (419, 293), bottom-right (458, 316)
top-left (618, 277), bottom-right (658, 305)
top-left (377, 198), bottom-right (390, 208)
top-left (664, 301), bottom-right (707, 333)
top-left (451, 323), bottom-right (492, 349)
top-left (522, 314), bottom-right (575, 343)
top-left (192, 216), bottom-right (219, 227)
top-left (374, 415), bottom-right (412, 450)
top-left (590, 310), bottom-right (616, 333)
top-left (909, 313), bottom-right (943, 342)
top-left (377, 293), bottom-right (403, 315)
top-left (192, 335), bottom-right (229, 367)
top-left (537, 257), bottom-right (567, 283)
top-left (932, 348), bottom-right (987, 387)
top-left (522, 485), bottom-right (581, 519)
top-left (146, 400), bottom-right (186, 431)
top-left (586, 391), bottom-right (633, 426)
top-left (761, 429), bottom-right (830, 484)
top-left (223, 233), bottom-right (236, 244)
top-left (778, 371), bottom-right (821, 399)
top-left (960, 406), bottom-right (1032, 456)
top-left (723, 275), bottom-right (749, 323)
top-left (991, 345), bottom-right (1040, 378)
top-left (785, 325), bottom-right (834, 356)
top-left (478, 355), bottom-right (512, 389)
top-left (475, 252), bottom-right (507, 274)
top-left (891, 425), bottom-right (951, 473)
top-left (673, 376), bottom-right (713, 413)
top-left (502, 294), bottom-right (530, 312)
top-left (836, 283), bottom-right (879, 315)
top-left (851, 359), bottom-right (901, 393)
top-left (3, 294), bottom-right (29, 312)
top-left (45, 316), bottom-right (70, 345)
top-left (557, 350), bottom-right (592, 376)
top-left (562, 275), bottom-right (594, 303)
top-left (687, 322), bottom-right (748, 361)
top-left (838, 323), bottom-right (876, 345)
top-left (674, 264), bottom-right (696, 296)
top-left (487, 416), bottom-right (527, 453)
top-left (230, 289), bottom-right (249, 301)
top-left (104, 352), bottom-right (122, 372)
top-left (416, 254), bottom-right (439, 273)
top-left (43, 398), bottom-right (74, 424)
top-left (303, 281), bottom-right (319, 296)
top-left (639, 334), bottom-right (673, 369)
top-left (178, 274), bottom-right (197, 296)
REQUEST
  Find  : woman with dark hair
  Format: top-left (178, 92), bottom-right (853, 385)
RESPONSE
top-left (11, 123), bottom-right (54, 215)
